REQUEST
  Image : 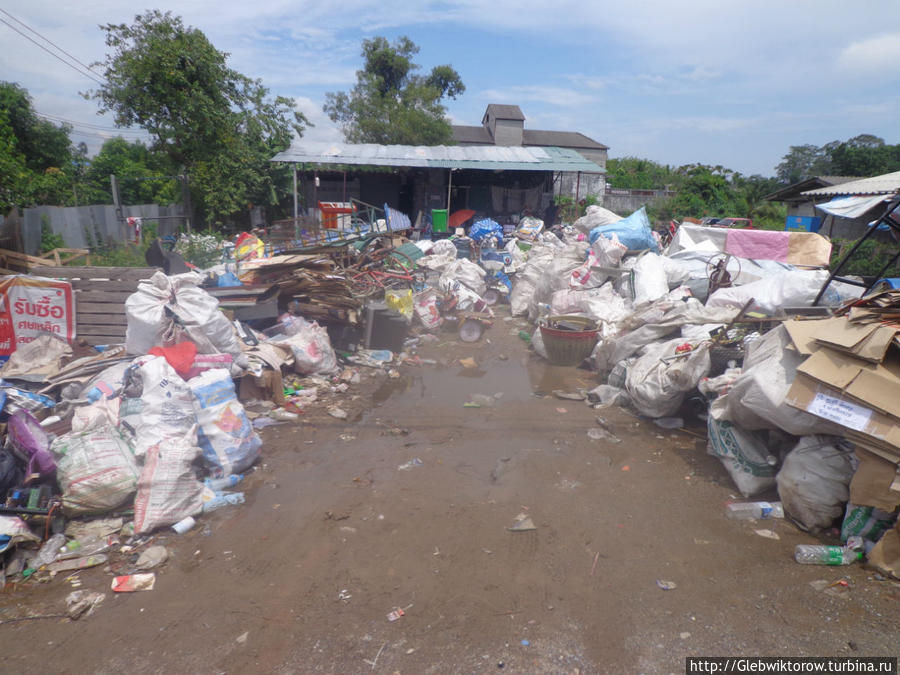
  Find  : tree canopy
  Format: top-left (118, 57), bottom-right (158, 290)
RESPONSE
top-left (88, 10), bottom-right (308, 225)
top-left (775, 134), bottom-right (900, 184)
top-left (324, 36), bottom-right (465, 145)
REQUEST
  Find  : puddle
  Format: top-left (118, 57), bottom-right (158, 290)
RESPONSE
top-left (370, 354), bottom-right (594, 411)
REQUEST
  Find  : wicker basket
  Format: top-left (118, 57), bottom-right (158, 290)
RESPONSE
top-left (539, 315), bottom-right (600, 366)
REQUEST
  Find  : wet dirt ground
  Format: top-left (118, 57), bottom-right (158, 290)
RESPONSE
top-left (0, 308), bottom-right (898, 674)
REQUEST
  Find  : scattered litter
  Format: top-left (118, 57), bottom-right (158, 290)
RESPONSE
top-left (135, 545), bottom-right (169, 570)
top-left (328, 406), bottom-right (348, 419)
top-left (459, 357), bottom-right (478, 369)
top-left (587, 428), bottom-right (621, 443)
top-left (508, 513), bottom-right (536, 532)
top-left (397, 458), bottom-right (424, 471)
top-left (656, 579), bottom-right (677, 591)
top-left (556, 407), bottom-right (567, 414)
top-left (553, 390), bottom-right (584, 401)
top-left (753, 529), bottom-right (780, 540)
top-left (111, 573), bottom-right (156, 592)
top-left (653, 417), bottom-right (684, 429)
top-left (65, 591), bottom-right (105, 620)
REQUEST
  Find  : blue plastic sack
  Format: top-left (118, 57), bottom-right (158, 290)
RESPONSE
top-left (469, 219), bottom-right (503, 243)
top-left (589, 207), bottom-right (658, 253)
top-left (216, 271), bottom-right (242, 287)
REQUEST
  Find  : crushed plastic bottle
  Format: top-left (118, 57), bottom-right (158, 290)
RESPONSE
top-left (32, 533), bottom-right (67, 568)
top-left (725, 501), bottom-right (784, 520)
top-left (202, 491), bottom-right (246, 513)
top-left (794, 537), bottom-right (864, 565)
top-left (204, 474), bottom-right (244, 491)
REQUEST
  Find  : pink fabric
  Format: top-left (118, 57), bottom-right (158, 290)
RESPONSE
top-left (725, 229), bottom-right (789, 263)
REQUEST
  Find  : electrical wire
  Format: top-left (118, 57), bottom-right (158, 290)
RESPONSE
top-left (0, 8), bottom-right (106, 81)
top-left (0, 16), bottom-right (105, 86)
top-left (36, 111), bottom-right (147, 136)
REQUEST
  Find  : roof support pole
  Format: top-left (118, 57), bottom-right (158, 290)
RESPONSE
top-left (447, 168), bottom-right (453, 213)
top-left (575, 171), bottom-right (581, 204)
top-left (292, 165), bottom-right (298, 237)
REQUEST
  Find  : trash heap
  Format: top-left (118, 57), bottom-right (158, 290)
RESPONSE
top-left (495, 205), bottom-right (899, 576)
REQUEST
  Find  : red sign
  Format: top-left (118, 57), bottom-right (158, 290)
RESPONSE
top-left (0, 276), bottom-right (75, 363)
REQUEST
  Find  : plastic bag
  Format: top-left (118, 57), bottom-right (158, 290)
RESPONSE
top-left (588, 207), bottom-right (658, 253)
top-left (469, 218), bottom-right (503, 243)
top-left (385, 289), bottom-right (414, 320)
top-left (189, 369), bottom-right (261, 477)
top-left (591, 233), bottom-right (627, 268)
top-left (125, 272), bottom-right (243, 362)
top-left (439, 259), bottom-right (487, 296)
top-left (278, 322), bottom-right (338, 375)
top-left (709, 325), bottom-right (837, 436)
top-left (413, 289), bottom-right (442, 330)
top-left (120, 356), bottom-right (197, 460)
top-left (52, 425), bottom-right (140, 516)
top-left (706, 269), bottom-right (841, 314)
top-left (7, 410), bottom-right (55, 480)
top-left (776, 436), bottom-right (854, 533)
top-left (625, 339), bottom-right (710, 418)
top-left (573, 205), bottom-right (622, 235)
top-left (707, 417), bottom-right (778, 497)
top-left (632, 253), bottom-right (669, 305)
top-left (841, 502), bottom-right (897, 545)
top-left (133, 430), bottom-right (204, 535)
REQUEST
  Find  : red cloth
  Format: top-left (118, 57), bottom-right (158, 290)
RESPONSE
top-left (149, 341), bottom-right (198, 378)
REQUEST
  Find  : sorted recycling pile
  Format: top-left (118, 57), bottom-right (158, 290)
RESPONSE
top-left (0, 203), bottom-right (896, 619)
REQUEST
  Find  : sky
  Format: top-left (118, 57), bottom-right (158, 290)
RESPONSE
top-left (2, 1), bottom-right (900, 177)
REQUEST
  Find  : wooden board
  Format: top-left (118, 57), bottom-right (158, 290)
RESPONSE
top-left (30, 266), bottom-right (158, 281)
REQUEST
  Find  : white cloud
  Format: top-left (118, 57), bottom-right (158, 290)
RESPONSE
top-left (478, 85), bottom-right (598, 108)
top-left (837, 33), bottom-right (900, 76)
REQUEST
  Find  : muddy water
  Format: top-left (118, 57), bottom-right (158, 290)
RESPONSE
top-left (1, 314), bottom-right (898, 674)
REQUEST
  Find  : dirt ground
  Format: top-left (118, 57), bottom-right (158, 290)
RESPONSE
top-left (0, 307), bottom-right (898, 674)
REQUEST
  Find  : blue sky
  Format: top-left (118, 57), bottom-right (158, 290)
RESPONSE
top-left (2, 1), bottom-right (899, 177)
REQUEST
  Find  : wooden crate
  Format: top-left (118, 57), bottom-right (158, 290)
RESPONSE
top-left (29, 266), bottom-right (160, 345)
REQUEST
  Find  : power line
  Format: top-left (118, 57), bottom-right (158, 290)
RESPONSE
top-left (0, 8), bottom-right (106, 81)
top-left (0, 16), bottom-right (105, 86)
top-left (36, 111), bottom-right (147, 135)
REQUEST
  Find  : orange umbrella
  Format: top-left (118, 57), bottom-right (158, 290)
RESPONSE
top-left (448, 209), bottom-right (476, 230)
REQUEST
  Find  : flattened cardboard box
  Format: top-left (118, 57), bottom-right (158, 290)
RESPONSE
top-left (795, 348), bottom-right (900, 417)
top-left (850, 447), bottom-right (900, 512)
top-left (784, 373), bottom-right (900, 453)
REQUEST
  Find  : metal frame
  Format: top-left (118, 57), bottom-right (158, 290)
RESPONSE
top-left (813, 195), bottom-right (900, 305)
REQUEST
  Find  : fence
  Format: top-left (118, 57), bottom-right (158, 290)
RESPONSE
top-left (17, 203), bottom-right (185, 255)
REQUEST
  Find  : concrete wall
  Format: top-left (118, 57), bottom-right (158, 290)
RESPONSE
top-left (22, 203), bottom-right (185, 255)
top-left (492, 119), bottom-right (524, 146)
top-left (602, 189), bottom-right (675, 216)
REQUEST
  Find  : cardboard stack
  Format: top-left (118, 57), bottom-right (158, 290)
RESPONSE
top-left (782, 296), bottom-right (900, 577)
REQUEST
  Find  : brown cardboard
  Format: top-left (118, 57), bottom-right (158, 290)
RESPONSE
top-left (797, 347), bottom-right (900, 394)
top-left (784, 373), bottom-right (900, 451)
top-left (854, 325), bottom-right (899, 362)
top-left (239, 369), bottom-right (285, 406)
top-left (812, 317), bottom-right (875, 350)
top-left (783, 319), bottom-right (826, 355)
top-left (850, 447), bottom-right (900, 511)
top-left (867, 521), bottom-right (900, 580)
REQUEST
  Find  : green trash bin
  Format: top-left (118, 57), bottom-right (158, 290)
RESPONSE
top-left (432, 209), bottom-right (448, 233)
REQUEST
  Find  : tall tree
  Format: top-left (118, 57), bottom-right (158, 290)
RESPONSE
top-left (88, 10), bottom-right (308, 225)
top-left (324, 36), bottom-right (465, 145)
top-left (0, 81), bottom-right (72, 172)
top-left (774, 144), bottom-right (833, 184)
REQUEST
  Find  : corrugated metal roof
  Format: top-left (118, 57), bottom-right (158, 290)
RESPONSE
top-left (802, 170), bottom-right (900, 196)
top-left (271, 141), bottom-right (604, 172)
top-left (764, 175), bottom-right (864, 202)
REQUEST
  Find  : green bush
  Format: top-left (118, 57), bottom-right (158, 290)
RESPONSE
top-left (829, 238), bottom-right (900, 278)
top-left (40, 217), bottom-right (65, 253)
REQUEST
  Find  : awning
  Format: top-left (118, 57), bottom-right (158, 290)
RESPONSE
top-left (271, 141), bottom-right (604, 173)
top-left (814, 194), bottom-right (889, 219)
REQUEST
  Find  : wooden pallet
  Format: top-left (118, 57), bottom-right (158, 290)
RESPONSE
top-left (29, 266), bottom-right (160, 345)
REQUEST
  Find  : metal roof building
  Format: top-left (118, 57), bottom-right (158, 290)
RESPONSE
top-left (270, 141), bottom-right (604, 173)
top-left (802, 170), bottom-right (900, 197)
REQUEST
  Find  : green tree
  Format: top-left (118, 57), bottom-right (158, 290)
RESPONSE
top-left (324, 36), bottom-right (465, 145)
top-left (87, 10), bottom-right (308, 225)
top-left (0, 81), bottom-right (72, 173)
top-left (606, 157), bottom-right (680, 190)
top-left (84, 137), bottom-right (177, 205)
top-left (774, 144), bottom-right (833, 184)
top-left (668, 164), bottom-right (745, 219)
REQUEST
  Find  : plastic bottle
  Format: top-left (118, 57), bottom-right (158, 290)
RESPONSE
top-left (725, 501), bottom-right (784, 520)
top-left (204, 474), bottom-right (244, 491)
top-left (32, 533), bottom-right (66, 568)
top-left (794, 543), bottom-right (863, 565)
top-left (202, 491), bottom-right (246, 513)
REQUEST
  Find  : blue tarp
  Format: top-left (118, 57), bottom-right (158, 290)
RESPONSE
top-left (589, 207), bottom-right (659, 253)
